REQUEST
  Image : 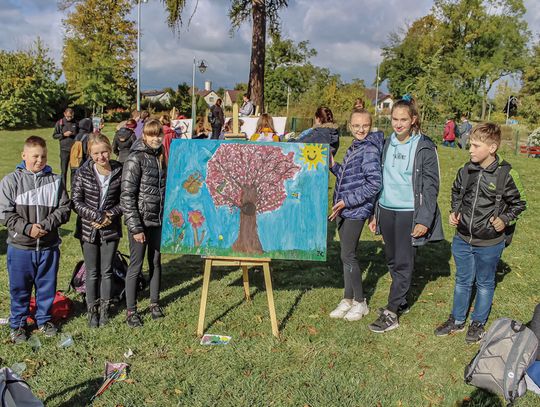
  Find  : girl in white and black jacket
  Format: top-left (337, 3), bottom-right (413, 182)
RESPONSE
top-left (72, 134), bottom-right (123, 328)
top-left (121, 119), bottom-right (166, 327)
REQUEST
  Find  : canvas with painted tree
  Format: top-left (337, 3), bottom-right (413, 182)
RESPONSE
top-left (161, 140), bottom-right (329, 261)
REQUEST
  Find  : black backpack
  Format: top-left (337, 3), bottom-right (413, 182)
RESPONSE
top-left (68, 251), bottom-right (147, 303)
top-left (455, 162), bottom-right (516, 247)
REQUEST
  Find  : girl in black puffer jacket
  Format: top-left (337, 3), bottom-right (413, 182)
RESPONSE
top-left (72, 134), bottom-right (123, 328)
top-left (120, 119), bottom-right (166, 327)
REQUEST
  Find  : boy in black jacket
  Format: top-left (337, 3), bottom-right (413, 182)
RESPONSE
top-left (52, 108), bottom-right (78, 188)
top-left (435, 123), bottom-right (526, 343)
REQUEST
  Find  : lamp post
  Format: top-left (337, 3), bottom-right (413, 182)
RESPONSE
top-left (136, 0), bottom-right (148, 111)
top-left (191, 59), bottom-right (207, 136)
top-left (374, 64), bottom-right (381, 129)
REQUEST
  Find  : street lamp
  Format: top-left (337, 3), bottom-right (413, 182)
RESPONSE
top-left (136, 0), bottom-right (148, 111)
top-left (374, 64), bottom-right (381, 129)
top-left (191, 59), bottom-right (208, 137)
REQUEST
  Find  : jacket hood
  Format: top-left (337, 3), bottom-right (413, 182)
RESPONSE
top-left (353, 130), bottom-right (384, 152)
top-left (116, 127), bottom-right (134, 139)
top-left (314, 122), bottom-right (339, 130)
top-left (16, 161), bottom-right (52, 175)
top-left (131, 137), bottom-right (163, 155)
top-left (78, 118), bottom-right (93, 133)
top-left (467, 155), bottom-right (509, 174)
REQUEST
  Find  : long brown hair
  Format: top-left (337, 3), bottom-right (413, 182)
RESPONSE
top-left (315, 107), bottom-right (334, 124)
top-left (391, 97), bottom-right (421, 133)
top-left (255, 113), bottom-right (276, 133)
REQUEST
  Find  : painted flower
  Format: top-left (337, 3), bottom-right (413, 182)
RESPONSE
top-left (169, 209), bottom-right (184, 228)
top-left (188, 210), bottom-right (205, 229)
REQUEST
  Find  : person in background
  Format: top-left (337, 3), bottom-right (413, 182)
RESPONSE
top-left (443, 118), bottom-right (457, 148)
top-left (52, 108), bottom-right (78, 187)
top-left (160, 114), bottom-right (177, 164)
top-left (70, 118), bottom-right (93, 183)
top-left (458, 115), bottom-right (473, 149)
top-left (116, 110), bottom-right (140, 131)
top-left (209, 99), bottom-right (225, 140)
top-left (354, 98), bottom-right (365, 109)
top-left (239, 94), bottom-right (254, 116)
top-left (112, 119), bottom-right (137, 164)
top-left (290, 107), bottom-right (340, 155)
top-left (250, 114), bottom-right (280, 142)
top-left (134, 110), bottom-right (150, 139)
top-left (221, 118), bottom-right (246, 140)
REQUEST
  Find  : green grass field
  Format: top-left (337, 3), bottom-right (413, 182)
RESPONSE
top-left (0, 126), bottom-right (538, 406)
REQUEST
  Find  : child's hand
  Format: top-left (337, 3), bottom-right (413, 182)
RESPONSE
top-left (490, 216), bottom-right (505, 232)
top-left (63, 130), bottom-right (73, 137)
top-left (449, 212), bottom-right (461, 227)
top-left (29, 224), bottom-right (47, 238)
top-left (411, 224), bottom-right (428, 238)
top-left (133, 232), bottom-right (146, 243)
top-left (368, 217), bottom-right (376, 233)
top-left (328, 200), bottom-right (345, 221)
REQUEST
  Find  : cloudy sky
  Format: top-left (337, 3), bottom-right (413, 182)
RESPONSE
top-left (1, 0), bottom-right (540, 93)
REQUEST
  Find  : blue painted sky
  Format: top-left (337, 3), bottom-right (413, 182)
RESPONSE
top-left (162, 140), bottom-right (328, 258)
top-left (1, 0), bottom-right (539, 92)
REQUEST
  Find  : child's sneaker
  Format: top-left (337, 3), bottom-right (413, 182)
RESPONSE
top-left (377, 302), bottom-right (410, 316)
top-left (149, 303), bottom-right (165, 320)
top-left (465, 321), bottom-right (486, 344)
top-left (434, 315), bottom-right (466, 336)
top-left (343, 300), bottom-right (369, 321)
top-left (368, 309), bottom-right (399, 333)
top-left (329, 299), bottom-right (353, 319)
top-left (126, 311), bottom-right (143, 328)
top-left (10, 327), bottom-right (27, 344)
top-left (38, 321), bottom-right (58, 337)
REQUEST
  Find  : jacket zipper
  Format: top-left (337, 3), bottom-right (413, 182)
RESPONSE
top-left (156, 155), bottom-right (163, 223)
top-left (468, 171), bottom-right (483, 243)
top-left (34, 173), bottom-right (40, 251)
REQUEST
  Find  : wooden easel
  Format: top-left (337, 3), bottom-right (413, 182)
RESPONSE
top-left (197, 256), bottom-right (279, 338)
top-left (224, 103), bottom-right (247, 140)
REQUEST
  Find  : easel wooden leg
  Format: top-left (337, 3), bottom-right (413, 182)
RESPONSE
top-left (262, 262), bottom-right (279, 337)
top-left (241, 266), bottom-right (251, 302)
top-left (197, 259), bottom-right (212, 337)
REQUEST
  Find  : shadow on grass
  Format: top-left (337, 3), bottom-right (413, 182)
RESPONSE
top-left (455, 388), bottom-right (504, 407)
top-left (43, 377), bottom-right (103, 407)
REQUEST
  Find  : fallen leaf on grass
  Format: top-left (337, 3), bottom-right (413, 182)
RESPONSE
top-left (174, 389), bottom-right (182, 395)
top-left (328, 361), bottom-right (334, 369)
top-left (418, 370), bottom-right (425, 380)
top-left (255, 315), bottom-right (263, 323)
top-left (243, 369), bottom-right (252, 377)
top-left (307, 326), bottom-right (318, 335)
top-left (123, 379), bottom-right (136, 384)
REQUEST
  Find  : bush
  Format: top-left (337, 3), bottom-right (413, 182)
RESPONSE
top-left (103, 109), bottom-right (130, 123)
top-left (527, 126), bottom-right (540, 146)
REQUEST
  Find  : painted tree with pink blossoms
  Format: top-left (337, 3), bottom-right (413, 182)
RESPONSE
top-left (206, 144), bottom-right (300, 254)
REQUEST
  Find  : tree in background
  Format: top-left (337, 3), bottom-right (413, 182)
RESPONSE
top-left (60, 0), bottom-right (136, 111)
top-left (381, 0), bottom-right (529, 121)
top-left (520, 42), bottom-right (540, 126)
top-left (162, 0), bottom-right (288, 111)
top-left (0, 39), bottom-right (64, 128)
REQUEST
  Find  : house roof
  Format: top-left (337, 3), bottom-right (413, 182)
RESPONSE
top-left (225, 89), bottom-right (241, 102)
top-left (364, 88), bottom-right (391, 105)
top-left (141, 89), bottom-right (168, 97)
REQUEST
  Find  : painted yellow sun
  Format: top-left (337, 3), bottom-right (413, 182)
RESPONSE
top-left (299, 144), bottom-right (327, 170)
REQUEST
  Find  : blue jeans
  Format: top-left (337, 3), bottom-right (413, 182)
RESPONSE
top-left (451, 235), bottom-right (505, 324)
top-left (443, 140), bottom-right (456, 148)
top-left (7, 245), bottom-right (59, 329)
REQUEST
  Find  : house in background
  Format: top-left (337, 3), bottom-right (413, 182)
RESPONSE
top-left (364, 88), bottom-right (393, 113)
top-left (223, 89), bottom-right (242, 108)
top-left (141, 89), bottom-right (171, 105)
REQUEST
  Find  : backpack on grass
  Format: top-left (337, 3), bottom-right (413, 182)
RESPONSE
top-left (68, 251), bottom-right (146, 303)
top-left (464, 318), bottom-right (539, 405)
top-left (0, 367), bottom-right (43, 407)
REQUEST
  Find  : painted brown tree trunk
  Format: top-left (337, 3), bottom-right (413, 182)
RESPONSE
top-left (232, 186), bottom-right (263, 254)
top-left (247, 0), bottom-right (266, 112)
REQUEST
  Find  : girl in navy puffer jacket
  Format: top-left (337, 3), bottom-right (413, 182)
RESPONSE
top-left (328, 108), bottom-right (383, 321)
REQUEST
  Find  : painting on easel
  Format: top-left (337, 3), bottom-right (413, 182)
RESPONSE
top-left (161, 140), bottom-right (328, 261)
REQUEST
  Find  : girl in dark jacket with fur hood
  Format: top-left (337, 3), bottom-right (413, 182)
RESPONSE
top-left (292, 106), bottom-right (340, 156)
top-left (120, 119), bottom-right (167, 328)
top-left (72, 134), bottom-right (123, 328)
top-left (328, 108), bottom-right (383, 322)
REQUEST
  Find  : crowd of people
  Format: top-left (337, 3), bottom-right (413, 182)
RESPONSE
top-left (0, 95), bottom-right (530, 351)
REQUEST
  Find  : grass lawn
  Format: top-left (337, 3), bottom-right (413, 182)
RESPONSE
top-left (0, 126), bottom-right (538, 406)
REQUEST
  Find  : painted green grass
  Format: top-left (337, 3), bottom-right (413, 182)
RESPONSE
top-left (0, 127), bottom-right (539, 406)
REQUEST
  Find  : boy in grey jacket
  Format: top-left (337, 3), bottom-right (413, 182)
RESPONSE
top-left (0, 136), bottom-right (70, 343)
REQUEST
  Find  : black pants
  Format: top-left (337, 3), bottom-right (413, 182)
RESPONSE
top-left (379, 207), bottom-right (416, 313)
top-left (337, 216), bottom-right (365, 302)
top-left (82, 237), bottom-right (119, 308)
top-left (126, 226), bottom-right (162, 311)
top-left (211, 125), bottom-right (222, 140)
top-left (60, 150), bottom-right (71, 189)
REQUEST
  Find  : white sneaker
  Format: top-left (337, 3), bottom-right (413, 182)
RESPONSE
top-left (343, 300), bottom-right (369, 321)
top-left (329, 299), bottom-right (353, 319)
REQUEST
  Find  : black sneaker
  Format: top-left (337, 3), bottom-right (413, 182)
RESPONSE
top-left (465, 321), bottom-right (486, 344)
top-left (99, 301), bottom-right (110, 327)
top-left (10, 327), bottom-right (27, 344)
top-left (38, 321), bottom-right (58, 337)
top-left (378, 302), bottom-right (410, 316)
top-left (126, 311), bottom-right (143, 328)
top-left (368, 309), bottom-right (399, 333)
top-left (88, 304), bottom-right (99, 328)
top-left (149, 303), bottom-right (165, 320)
top-left (434, 315), bottom-right (466, 336)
